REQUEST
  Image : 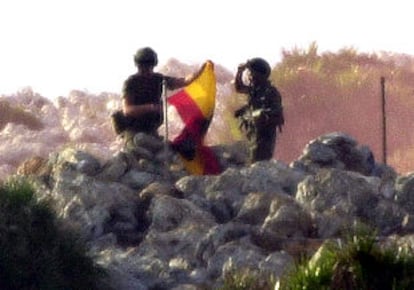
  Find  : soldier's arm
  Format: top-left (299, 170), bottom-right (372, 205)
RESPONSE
top-left (167, 61), bottom-right (209, 90)
top-left (234, 64), bottom-right (249, 94)
top-left (122, 97), bottom-right (160, 118)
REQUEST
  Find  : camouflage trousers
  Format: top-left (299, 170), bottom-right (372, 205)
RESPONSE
top-left (246, 125), bottom-right (277, 163)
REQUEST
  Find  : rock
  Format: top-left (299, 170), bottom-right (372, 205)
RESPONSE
top-left (17, 131), bottom-right (414, 289)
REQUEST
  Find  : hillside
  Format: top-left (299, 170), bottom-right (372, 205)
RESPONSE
top-left (11, 131), bottom-right (414, 289)
top-left (268, 44), bottom-right (414, 174)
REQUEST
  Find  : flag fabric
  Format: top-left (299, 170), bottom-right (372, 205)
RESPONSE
top-left (168, 60), bottom-right (221, 175)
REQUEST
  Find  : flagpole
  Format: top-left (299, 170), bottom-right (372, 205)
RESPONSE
top-left (162, 79), bottom-right (169, 175)
top-left (380, 76), bottom-right (387, 165)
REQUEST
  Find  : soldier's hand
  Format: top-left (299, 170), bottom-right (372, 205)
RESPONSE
top-left (234, 109), bottom-right (241, 118)
top-left (234, 107), bottom-right (245, 118)
top-left (234, 108), bottom-right (244, 118)
top-left (237, 63), bottom-right (247, 72)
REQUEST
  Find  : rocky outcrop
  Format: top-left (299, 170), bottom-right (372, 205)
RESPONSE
top-left (16, 132), bottom-right (414, 289)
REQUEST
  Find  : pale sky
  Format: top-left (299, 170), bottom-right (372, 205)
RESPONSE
top-left (0, 0), bottom-right (413, 99)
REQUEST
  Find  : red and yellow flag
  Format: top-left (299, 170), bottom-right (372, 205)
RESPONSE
top-left (168, 60), bottom-right (221, 175)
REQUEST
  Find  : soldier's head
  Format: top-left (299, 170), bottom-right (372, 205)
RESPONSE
top-left (246, 58), bottom-right (271, 81)
top-left (134, 47), bottom-right (158, 68)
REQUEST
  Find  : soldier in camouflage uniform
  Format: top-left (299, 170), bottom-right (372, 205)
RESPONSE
top-left (234, 57), bottom-right (284, 163)
top-left (112, 47), bottom-right (205, 149)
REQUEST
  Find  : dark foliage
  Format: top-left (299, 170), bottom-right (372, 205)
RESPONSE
top-left (0, 178), bottom-right (109, 290)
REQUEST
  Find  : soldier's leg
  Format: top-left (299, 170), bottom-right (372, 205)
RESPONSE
top-left (253, 127), bottom-right (277, 161)
top-left (122, 130), bottom-right (137, 150)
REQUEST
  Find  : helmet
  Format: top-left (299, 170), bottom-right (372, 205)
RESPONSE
top-left (134, 47), bottom-right (158, 66)
top-left (246, 58), bottom-right (271, 78)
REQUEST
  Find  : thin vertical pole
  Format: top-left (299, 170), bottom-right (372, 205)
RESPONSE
top-left (162, 79), bottom-right (169, 176)
top-left (162, 79), bottom-right (168, 145)
top-left (381, 76), bottom-right (387, 165)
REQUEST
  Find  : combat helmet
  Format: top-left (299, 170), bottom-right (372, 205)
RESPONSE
top-left (246, 57), bottom-right (271, 78)
top-left (134, 47), bottom-right (158, 66)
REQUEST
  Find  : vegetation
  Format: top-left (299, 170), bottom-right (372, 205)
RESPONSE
top-left (275, 43), bottom-right (414, 174)
top-left (220, 227), bottom-right (414, 290)
top-left (279, 229), bottom-right (414, 289)
top-left (219, 42), bottom-right (414, 173)
top-left (0, 100), bottom-right (44, 131)
top-left (219, 268), bottom-right (275, 290)
top-left (0, 178), bottom-right (108, 290)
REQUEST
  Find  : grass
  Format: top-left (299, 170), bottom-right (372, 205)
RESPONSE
top-left (0, 177), bottom-right (109, 290)
top-left (279, 227), bottom-right (414, 290)
top-left (220, 226), bottom-right (414, 290)
top-left (219, 268), bottom-right (276, 290)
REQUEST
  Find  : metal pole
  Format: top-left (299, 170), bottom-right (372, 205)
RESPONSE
top-left (381, 76), bottom-right (387, 165)
top-left (162, 79), bottom-right (169, 175)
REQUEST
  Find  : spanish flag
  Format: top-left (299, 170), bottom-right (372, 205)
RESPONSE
top-left (168, 60), bottom-right (221, 175)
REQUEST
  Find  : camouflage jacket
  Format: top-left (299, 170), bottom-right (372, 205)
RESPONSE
top-left (244, 81), bottom-right (284, 127)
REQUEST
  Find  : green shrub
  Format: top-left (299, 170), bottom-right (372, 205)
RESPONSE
top-left (0, 178), bottom-right (109, 290)
top-left (218, 227), bottom-right (414, 290)
top-left (279, 228), bottom-right (414, 290)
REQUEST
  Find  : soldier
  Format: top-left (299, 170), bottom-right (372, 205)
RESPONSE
top-left (112, 47), bottom-right (205, 147)
top-left (234, 57), bottom-right (284, 163)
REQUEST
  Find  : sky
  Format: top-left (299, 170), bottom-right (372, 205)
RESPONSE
top-left (1, 0), bottom-right (413, 99)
